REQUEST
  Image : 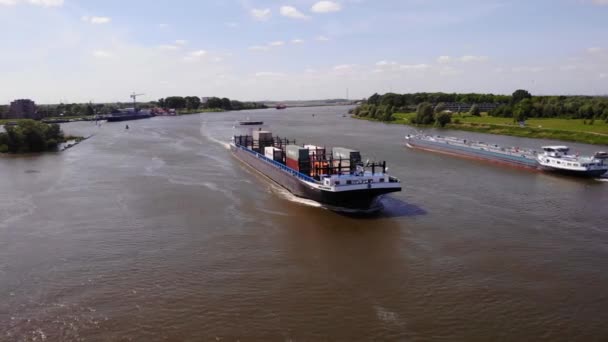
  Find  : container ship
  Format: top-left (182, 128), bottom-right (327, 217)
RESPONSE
top-left (231, 131), bottom-right (402, 212)
top-left (406, 134), bottom-right (608, 178)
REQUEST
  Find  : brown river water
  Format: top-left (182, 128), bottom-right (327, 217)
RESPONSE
top-left (1, 106), bottom-right (608, 341)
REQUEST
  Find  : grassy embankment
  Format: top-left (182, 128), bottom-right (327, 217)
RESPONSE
top-left (370, 113), bottom-right (608, 145)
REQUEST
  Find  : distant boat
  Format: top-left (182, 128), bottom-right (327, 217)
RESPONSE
top-left (239, 121), bottom-right (264, 126)
top-left (275, 104), bottom-right (287, 110)
top-left (106, 109), bottom-right (154, 122)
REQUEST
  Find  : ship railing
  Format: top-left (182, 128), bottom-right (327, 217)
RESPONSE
top-left (237, 145), bottom-right (318, 183)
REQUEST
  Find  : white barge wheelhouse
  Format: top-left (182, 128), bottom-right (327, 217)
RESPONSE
top-left (537, 146), bottom-right (608, 177)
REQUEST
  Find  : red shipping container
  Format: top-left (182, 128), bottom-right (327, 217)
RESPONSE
top-left (286, 158), bottom-right (299, 171)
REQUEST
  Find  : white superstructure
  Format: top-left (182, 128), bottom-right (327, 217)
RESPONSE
top-left (537, 146), bottom-right (608, 177)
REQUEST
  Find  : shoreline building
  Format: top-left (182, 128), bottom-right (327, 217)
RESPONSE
top-left (4, 99), bottom-right (38, 119)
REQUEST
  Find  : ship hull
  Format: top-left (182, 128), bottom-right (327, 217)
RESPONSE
top-left (231, 145), bottom-right (399, 211)
top-left (539, 166), bottom-right (607, 178)
top-left (107, 114), bottom-right (154, 122)
top-left (407, 138), bottom-right (539, 170)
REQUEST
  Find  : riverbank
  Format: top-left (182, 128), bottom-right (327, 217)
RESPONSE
top-left (353, 113), bottom-right (608, 145)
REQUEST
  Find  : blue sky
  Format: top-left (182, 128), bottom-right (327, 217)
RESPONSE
top-left (0, 0), bottom-right (607, 103)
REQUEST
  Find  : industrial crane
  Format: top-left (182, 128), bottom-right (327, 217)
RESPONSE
top-left (130, 92), bottom-right (145, 112)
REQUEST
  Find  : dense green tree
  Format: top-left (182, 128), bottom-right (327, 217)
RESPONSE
top-left (512, 89), bottom-right (532, 103)
top-left (165, 96), bottom-right (186, 109)
top-left (414, 103), bottom-right (435, 125)
top-left (435, 112), bottom-right (452, 127)
top-left (368, 93), bottom-right (381, 105)
top-left (184, 96), bottom-right (201, 110)
top-left (469, 104), bottom-right (481, 116)
top-left (220, 98), bottom-right (232, 110)
top-left (158, 98), bottom-right (166, 108)
top-left (0, 120), bottom-right (65, 154)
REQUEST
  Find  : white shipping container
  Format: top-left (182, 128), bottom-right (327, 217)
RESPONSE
top-left (264, 146), bottom-right (282, 160)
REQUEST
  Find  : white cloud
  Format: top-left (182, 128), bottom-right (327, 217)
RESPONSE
top-left (225, 22), bottom-right (239, 28)
top-left (251, 8), bottom-right (271, 21)
top-left (175, 40), bottom-right (188, 45)
top-left (316, 35), bottom-right (330, 41)
top-left (291, 39), bottom-right (304, 44)
top-left (255, 72), bottom-right (286, 77)
top-left (159, 23), bottom-right (169, 29)
top-left (183, 50), bottom-right (207, 62)
top-left (587, 47), bottom-right (603, 53)
top-left (248, 45), bottom-right (269, 51)
top-left (591, 0), bottom-right (608, 5)
top-left (27, 0), bottom-right (63, 6)
top-left (159, 44), bottom-right (180, 50)
top-left (376, 60), bottom-right (397, 67)
top-left (600, 73), bottom-right (608, 79)
top-left (437, 56), bottom-right (451, 64)
top-left (280, 6), bottom-right (309, 19)
top-left (0, 0), bottom-right (18, 5)
top-left (311, 1), bottom-right (342, 13)
top-left (269, 41), bottom-right (285, 47)
top-left (400, 64), bottom-right (431, 70)
top-left (82, 16), bottom-right (112, 24)
top-left (459, 55), bottom-right (488, 63)
top-left (333, 64), bottom-right (356, 71)
top-left (92, 50), bottom-right (113, 58)
top-left (512, 66), bottom-right (545, 73)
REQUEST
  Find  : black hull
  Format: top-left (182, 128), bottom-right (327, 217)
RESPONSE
top-left (231, 145), bottom-right (399, 211)
top-left (107, 114), bottom-right (154, 122)
top-left (540, 167), bottom-right (607, 178)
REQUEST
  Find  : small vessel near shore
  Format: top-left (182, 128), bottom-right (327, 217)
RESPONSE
top-left (231, 131), bottom-right (402, 213)
top-left (406, 134), bottom-right (608, 178)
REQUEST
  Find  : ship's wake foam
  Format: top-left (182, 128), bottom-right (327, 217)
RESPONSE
top-left (596, 176), bottom-right (608, 182)
top-left (267, 180), bottom-right (324, 209)
top-left (199, 123), bottom-right (230, 150)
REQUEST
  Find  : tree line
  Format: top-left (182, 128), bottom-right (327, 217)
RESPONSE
top-left (357, 90), bottom-right (608, 124)
top-left (0, 120), bottom-right (65, 153)
top-left (158, 96), bottom-right (267, 111)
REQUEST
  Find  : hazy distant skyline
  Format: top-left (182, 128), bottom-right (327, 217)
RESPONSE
top-left (1, 0), bottom-right (607, 103)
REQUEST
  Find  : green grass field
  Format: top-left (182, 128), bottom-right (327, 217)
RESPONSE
top-left (383, 113), bottom-right (608, 145)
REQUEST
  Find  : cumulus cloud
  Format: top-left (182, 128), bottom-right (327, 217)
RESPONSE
top-left (291, 39), bottom-right (304, 44)
top-left (459, 55), bottom-right (488, 63)
top-left (1, 0), bottom-right (64, 6)
top-left (311, 1), bottom-right (342, 13)
top-left (255, 72), bottom-right (286, 77)
top-left (82, 16), bottom-right (112, 24)
top-left (92, 50), bottom-right (113, 58)
top-left (333, 64), bottom-right (356, 71)
top-left (251, 8), bottom-right (271, 21)
top-left (175, 40), bottom-right (188, 45)
top-left (437, 56), bottom-right (451, 64)
top-left (587, 47), bottom-right (603, 53)
top-left (269, 41), bottom-right (285, 47)
top-left (280, 6), bottom-right (309, 19)
top-left (400, 64), bottom-right (431, 70)
top-left (316, 35), bottom-right (330, 41)
top-left (158, 44), bottom-right (180, 50)
top-left (248, 45), bottom-right (269, 51)
top-left (183, 50), bottom-right (207, 62)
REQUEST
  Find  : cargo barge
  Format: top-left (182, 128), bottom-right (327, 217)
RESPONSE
top-left (106, 110), bottom-right (154, 122)
top-left (231, 131), bottom-right (402, 212)
top-left (406, 134), bottom-right (608, 178)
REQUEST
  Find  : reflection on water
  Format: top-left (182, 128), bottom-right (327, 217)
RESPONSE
top-left (1, 106), bottom-right (607, 340)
